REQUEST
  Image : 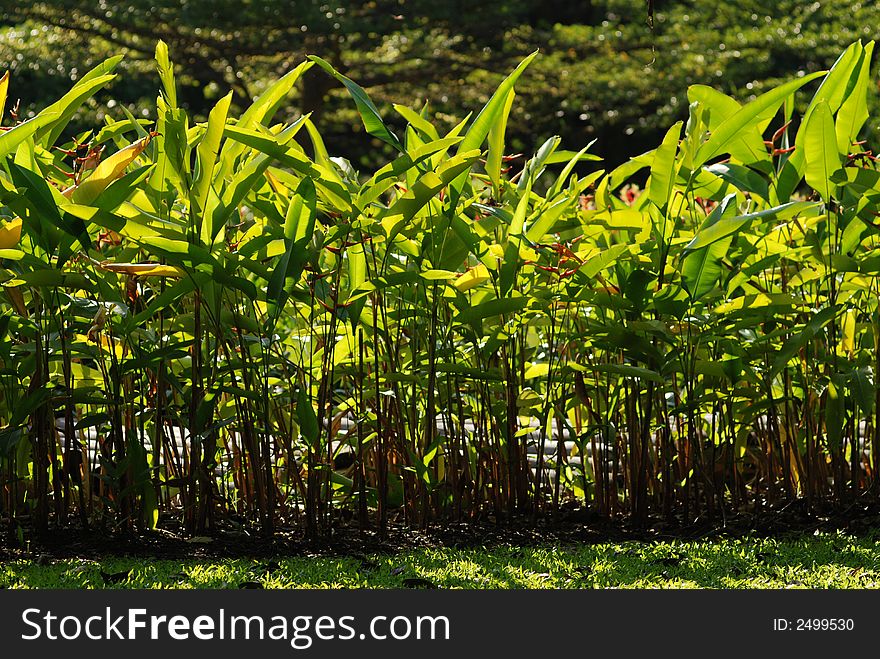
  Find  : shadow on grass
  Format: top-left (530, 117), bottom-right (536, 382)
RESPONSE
top-left (2, 533), bottom-right (879, 589)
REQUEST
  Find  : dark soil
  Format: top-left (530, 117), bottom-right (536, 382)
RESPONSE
top-left (2, 499), bottom-right (879, 561)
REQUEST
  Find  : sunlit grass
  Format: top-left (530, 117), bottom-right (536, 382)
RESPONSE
top-left (2, 532), bottom-right (879, 589)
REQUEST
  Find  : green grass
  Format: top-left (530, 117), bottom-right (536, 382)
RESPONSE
top-left (3, 533), bottom-right (880, 589)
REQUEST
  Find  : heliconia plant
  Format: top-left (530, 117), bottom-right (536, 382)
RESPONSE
top-left (0, 39), bottom-right (878, 539)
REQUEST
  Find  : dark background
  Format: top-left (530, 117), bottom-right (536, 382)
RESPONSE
top-left (2, 1), bottom-right (878, 167)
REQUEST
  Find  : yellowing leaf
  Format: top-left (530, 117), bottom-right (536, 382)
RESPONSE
top-left (63, 133), bottom-right (154, 204)
top-left (0, 217), bottom-right (22, 249)
top-left (0, 71), bottom-right (9, 122)
top-left (454, 264), bottom-right (490, 291)
top-left (99, 262), bottom-right (185, 277)
top-left (420, 269), bottom-right (457, 281)
top-left (841, 309), bottom-right (856, 356)
top-left (480, 244), bottom-right (505, 271)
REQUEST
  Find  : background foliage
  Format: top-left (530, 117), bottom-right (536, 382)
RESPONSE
top-left (4, 1), bottom-right (880, 167)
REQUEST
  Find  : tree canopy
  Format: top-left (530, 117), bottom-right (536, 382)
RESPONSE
top-left (2, 1), bottom-right (879, 166)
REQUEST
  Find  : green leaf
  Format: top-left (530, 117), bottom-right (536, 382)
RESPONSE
top-left (192, 92), bottom-right (233, 215)
top-left (485, 89), bottom-right (515, 189)
top-left (501, 180), bottom-right (531, 295)
top-left (297, 387), bottom-right (320, 448)
top-left (581, 244), bottom-right (629, 278)
top-left (217, 60), bottom-right (314, 181)
top-left (285, 176), bottom-right (317, 242)
top-left (546, 141), bottom-right (599, 200)
top-left (684, 201), bottom-right (817, 251)
top-left (836, 41), bottom-right (874, 155)
top-left (454, 296), bottom-right (528, 325)
top-left (0, 113), bottom-right (59, 159)
top-left (577, 362), bottom-right (664, 384)
top-left (695, 71), bottom-right (825, 166)
top-left (155, 40), bottom-right (177, 107)
top-left (223, 124), bottom-right (351, 210)
top-left (381, 150), bottom-right (481, 240)
top-left (687, 85), bottom-right (769, 166)
top-left (770, 306), bottom-right (838, 377)
top-left (450, 51), bottom-right (539, 200)
top-left (778, 44), bottom-right (863, 200)
top-left (704, 162), bottom-right (770, 201)
top-left (308, 55), bottom-right (403, 152)
top-left (825, 377), bottom-right (845, 450)
top-left (356, 136), bottom-right (463, 210)
top-left (647, 121), bottom-right (682, 209)
top-left (393, 104), bottom-right (440, 141)
top-left (803, 100), bottom-right (842, 201)
top-left (39, 56), bottom-right (122, 145)
top-left (680, 193), bottom-right (737, 300)
top-left (849, 367), bottom-right (875, 417)
top-left (206, 121), bottom-right (306, 242)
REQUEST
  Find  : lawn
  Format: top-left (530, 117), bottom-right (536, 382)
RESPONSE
top-left (2, 533), bottom-right (879, 589)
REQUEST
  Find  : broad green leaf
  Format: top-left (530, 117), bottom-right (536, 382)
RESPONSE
top-left (704, 162), bottom-right (770, 202)
top-left (695, 71), bottom-right (825, 166)
top-left (5, 269), bottom-right (92, 290)
top-left (450, 51), bottom-right (539, 200)
top-left (223, 123), bottom-right (351, 210)
top-left (0, 113), bottom-right (59, 159)
top-left (297, 387), bottom-right (320, 447)
top-left (581, 244), bottom-right (629, 278)
top-left (39, 57), bottom-right (122, 145)
top-left (381, 150), bottom-right (481, 239)
top-left (356, 136), bottom-right (463, 210)
top-left (578, 363), bottom-right (664, 383)
top-left (308, 55), bottom-right (403, 152)
top-left (393, 103), bottom-right (440, 141)
top-left (685, 201), bottom-right (818, 251)
top-left (486, 89), bottom-right (515, 189)
top-left (849, 367), bottom-right (875, 417)
top-left (206, 121), bottom-right (307, 242)
top-left (216, 60), bottom-right (314, 180)
top-left (454, 295), bottom-right (528, 325)
top-left (836, 41), bottom-right (874, 155)
top-left (687, 85), bottom-right (769, 166)
top-left (501, 180), bottom-right (532, 295)
top-left (647, 121), bottom-right (682, 209)
top-left (779, 44), bottom-right (863, 200)
top-left (803, 100), bottom-right (841, 201)
top-left (546, 142), bottom-right (599, 200)
top-left (192, 92), bottom-right (233, 215)
top-left (770, 306), bottom-right (838, 377)
top-left (680, 193), bottom-right (737, 300)
top-left (825, 377), bottom-right (845, 449)
top-left (155, 40), bottom-right (177, 107)
top-left (285, 177), bottom-right (317, 242)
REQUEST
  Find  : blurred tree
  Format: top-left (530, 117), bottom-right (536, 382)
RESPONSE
top-left (1, 1), bottom-right (878, 168)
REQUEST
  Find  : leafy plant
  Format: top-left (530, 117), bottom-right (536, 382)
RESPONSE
top-left (1, 38), bottom-right (879, 539)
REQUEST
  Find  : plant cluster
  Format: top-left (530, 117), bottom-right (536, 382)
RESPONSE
top-left (0, 40), bottom-right (878, 539)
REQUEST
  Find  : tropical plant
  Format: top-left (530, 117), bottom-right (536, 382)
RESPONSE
top-left (0, 39), bottom-right (878, 540)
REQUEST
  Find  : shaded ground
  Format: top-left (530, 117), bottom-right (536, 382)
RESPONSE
top-left (3, 498), bottom-right (880, 563)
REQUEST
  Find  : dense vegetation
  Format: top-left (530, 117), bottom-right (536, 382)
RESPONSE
top-left (0, 35), bottom-right (879, 542)
top-left (4, 534), bottom-right (880, 588)
top-left (4, 1), bottom-right (880, 167)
